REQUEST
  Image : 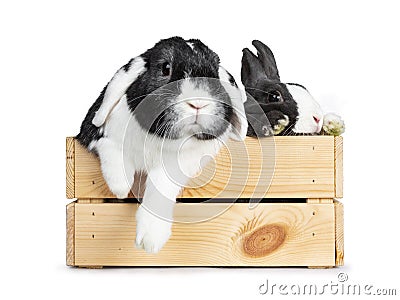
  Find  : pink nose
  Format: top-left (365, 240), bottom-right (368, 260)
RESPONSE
top-left (313, 116), bottom-right (320, 124)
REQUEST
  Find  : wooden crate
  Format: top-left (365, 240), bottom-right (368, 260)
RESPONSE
top-left (66, 136), bottom-right (344, 268)
top-left (66, 136), bottom-right (343, 199)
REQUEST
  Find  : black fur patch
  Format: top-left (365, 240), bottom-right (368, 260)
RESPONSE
top-left (122, 58), bottom-right (133, 72)
top-left (76, 85), bottom-right (107, 149)
top-left (224, 69), bottom-right (238, 87)
top-left (287, 82), bottom-right (307, 91)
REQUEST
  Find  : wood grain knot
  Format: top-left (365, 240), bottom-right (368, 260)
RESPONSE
top-left (242, 224), bottom-right (286, 257)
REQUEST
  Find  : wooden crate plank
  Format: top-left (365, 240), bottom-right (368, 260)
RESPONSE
top-left (77, 199), bottom-right (105, 204)
top-left (72, 136), bottom-right (336, 199)
top-left (307, 199), bottom-right (334, 204)
top-left (182, 136), bottom-right (335, 198)
top-left (74, 202), bottom-right (336, 267)
top-left (307, 199), bottom-right (320, 204)
top-left (66, 137), bottom-right (75, 199)
top-left (66, 202), bottom-right (75, 266)
top-left (334, 200), bottom-right (344, 266)
top-left (334, 136), bottom-right (343, 198)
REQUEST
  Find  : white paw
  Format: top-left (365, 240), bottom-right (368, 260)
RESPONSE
top-left (135, 206), bottom-right (172, 254)
top-left (92, 111), bottom-right (107, 127)
top-left (105, 177), bottom-right (131, 199)
top-left (278, 115), bottom-right (289, 126)
top-left (261, 125), bottom-right (273, 136)
top-left (322, 113), bottom-right (345, 136)
top-left (273, 115), bottom-right (289, 135)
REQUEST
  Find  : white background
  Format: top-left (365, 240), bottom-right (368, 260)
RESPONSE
top-left (1, 0), bottom-right (399, 299)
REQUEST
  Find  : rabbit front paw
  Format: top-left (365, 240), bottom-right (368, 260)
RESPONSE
top-left (267, 111), bottom-right (289, 135)
top-left (273, 115), bottom-right (289, 135)
top-left (107, 180), bottom-right (131, 199)
top-left (135, 205), bottom-right (172, 254)
top-left (101, 163), bottom-right (132, 198)
top-left (322, 113), bottom-right (345, 136)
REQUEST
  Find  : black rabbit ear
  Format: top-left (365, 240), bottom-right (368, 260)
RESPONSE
top-left (252, 40), bottom-right (280, 81)
top-left (241, 48), bottom-right (266, 87)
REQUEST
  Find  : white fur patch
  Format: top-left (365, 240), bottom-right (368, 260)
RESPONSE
top-left (286, 84), bottom-right (323, 133)
top-left (135, 204), bottom-right (172, 253)
top-left (92, 56), bottom-right (146, 127)
top-left (218, 66), bottom-right (248, 140)
top-left (175, 79), bottom-right (219, 133)
top-left (186, 42), bottom-right (195, 50)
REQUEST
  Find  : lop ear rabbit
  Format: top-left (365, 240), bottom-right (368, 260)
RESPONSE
top-left (241, 40), bottom-right (323, 136)
top-left (76, 37), bottom-right (247, 253)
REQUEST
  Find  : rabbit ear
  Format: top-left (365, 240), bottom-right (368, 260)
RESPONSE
top-left (241, 48), bottom-right (266, 88)
top-left (219, 66), bottom-right (248, 141)
top-left (252, 40), bottom-right (280, 81)
top-left (92, 56), bottom-right (147, 127)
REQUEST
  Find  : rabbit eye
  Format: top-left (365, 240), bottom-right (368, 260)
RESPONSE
top-left (268, 91), bottom-right (283, 102)
top-left (161, 62), bottom-right (171, 76)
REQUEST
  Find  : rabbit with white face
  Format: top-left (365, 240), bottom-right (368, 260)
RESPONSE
top-left (76, 37), bottom-right (247, 253)
top-left (241, 40), bottom-right (323, 136)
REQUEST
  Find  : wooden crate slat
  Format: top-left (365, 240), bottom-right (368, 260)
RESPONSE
top-left (66, 137), bottom-right (75, 199)
top-left (66, 202), bottom-right (75, 266)
top-left (72, 202), bottom-right (336, 267)
top-left (70, 136), bottom-right (338, 199)
top-left (334, 200), bottom-right (344, 266)
top-left (334, 136), bottom-right (343, 198)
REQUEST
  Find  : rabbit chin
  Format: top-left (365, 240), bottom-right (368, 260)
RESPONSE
top-left (293, 121), bottom-right (321, 134)
top-left (177, 114), bottom-right (224, 139)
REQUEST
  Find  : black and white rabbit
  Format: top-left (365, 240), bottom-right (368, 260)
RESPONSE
top-left (241, 40), bottom-right (323, 136)
top-left (76, 37), bottom-right (247, 253)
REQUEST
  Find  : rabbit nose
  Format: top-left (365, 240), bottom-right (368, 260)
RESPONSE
top-left (187, 101), bottom-right (209, 110)
top-left (313, 116), bottom-right (320, 124)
